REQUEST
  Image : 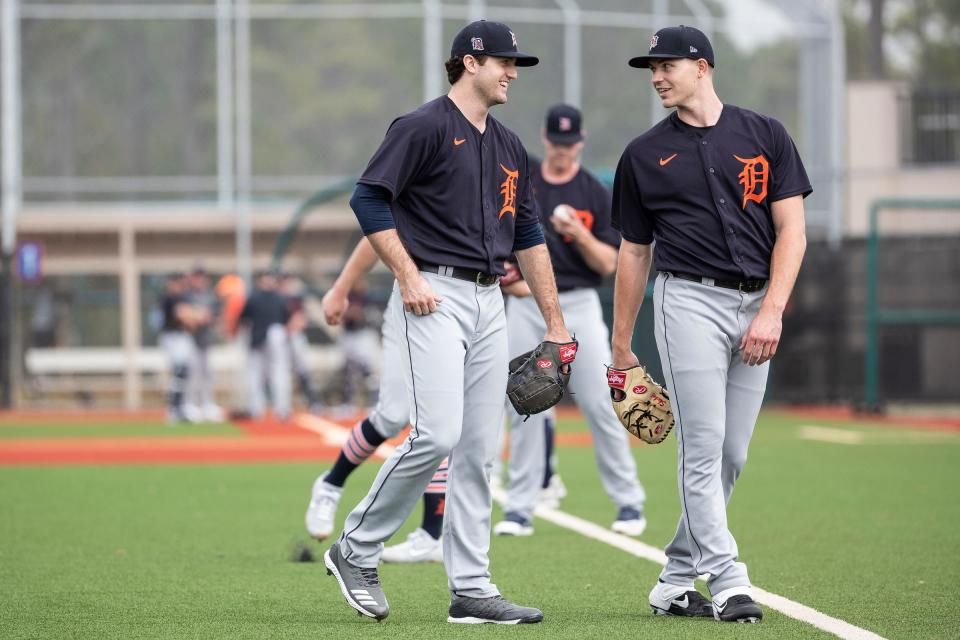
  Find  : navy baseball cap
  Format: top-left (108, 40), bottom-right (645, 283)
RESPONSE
top-left (628, 25), bottom-right (715, 69)
top-left (545, 104), bottom-right (583, 144)
top-left (450, 20), bottom-right (539, 67)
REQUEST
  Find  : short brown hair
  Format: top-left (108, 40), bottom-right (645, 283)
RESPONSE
top-left (445, 54), bottom-right (487, 85)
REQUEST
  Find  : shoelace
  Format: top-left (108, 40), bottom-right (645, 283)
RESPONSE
top-left (354, 566), bottom-right (381, 587)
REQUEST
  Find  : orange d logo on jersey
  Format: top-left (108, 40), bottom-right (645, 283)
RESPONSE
top-left (499, 163), bottom-right (519, 219)
top-left (734, 154), bottom-right (769, 209)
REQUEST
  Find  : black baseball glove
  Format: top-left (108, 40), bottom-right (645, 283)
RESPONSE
top-left (506, 339), bottom-right (578, 419)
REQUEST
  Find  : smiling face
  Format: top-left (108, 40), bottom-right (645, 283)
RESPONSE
top-left (468, 55), bottom-right (518, 106)
top-left (649, 57), bottom-right (704, 109)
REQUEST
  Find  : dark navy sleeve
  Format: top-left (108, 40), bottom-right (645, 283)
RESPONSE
top-left (515, 149), bottom-right (540, 228)
top-left (590, 179), bottom-right (621, 247)
top-left (512, 221), bottom-right (545, 251)
top-left (349, 183), bottom-right (395, 235)
top-left (611, 149), bottom-right (654, 244)
top-left (357, 114), bottom-right (440, 199)
top-left (769, 118), bottom-right (812, 203)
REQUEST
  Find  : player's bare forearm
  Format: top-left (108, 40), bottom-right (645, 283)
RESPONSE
top-left (515, 244), bottom-right (571, 343)
top-left (763, 196), bottom-right (807, 314)
top-left (331, 237), bottom-right (381, 295)
top-left (550, 215), bottom-right (617, 275)
top-left (574, 233), bottom-right (618, 276)
top-left (323, 237), bottom-right (382, 325)
top-left (367, 229), bottom-right (442, 315)
top-left (611, 240), bottom-right (652, 367)
top-left (740, 196), bottom-right (806, 365)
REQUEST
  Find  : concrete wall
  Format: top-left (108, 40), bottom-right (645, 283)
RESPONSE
top-left (846, 81), bottom-right (960, 236)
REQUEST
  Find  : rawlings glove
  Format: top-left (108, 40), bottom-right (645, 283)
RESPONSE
top-left (606, 365), bottom-right (674, 444)
top-left (506, 340), bottom-right (578, 419)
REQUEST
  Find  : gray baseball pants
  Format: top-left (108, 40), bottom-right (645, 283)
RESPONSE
top-left (503, 289), bottom-right (645, 521)
top-left (367, 288), bottom-right (411, 438)
top-left (339, 272), bottom-right (508, 598)
top-left (246, 324), bottom-right (292, 418)
top-left (653, 272), bottom-right (769, 595)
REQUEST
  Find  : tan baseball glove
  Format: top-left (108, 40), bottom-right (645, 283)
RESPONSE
top-left (606, 365), bottom-right (675, 444)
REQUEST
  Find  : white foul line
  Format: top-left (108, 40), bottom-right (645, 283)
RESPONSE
top-left (491, 487), bottom-right (886, 640)
top-left (294, 414), bottom-right (397, 459)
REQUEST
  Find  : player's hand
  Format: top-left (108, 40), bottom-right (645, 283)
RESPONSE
top-left (321, 288), bottom-right (349, 326)
top-left (399, 273), bottom-right (443, 316)
top-left (611, 347), bottom-right (640, 370)
top-left (549, 211), bottom-right (585, 241)
top-left (740, 306), bottom-right (782, 366)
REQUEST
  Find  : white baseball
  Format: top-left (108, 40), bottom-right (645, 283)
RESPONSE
top-left (552, 204), bottom-right (573, 221)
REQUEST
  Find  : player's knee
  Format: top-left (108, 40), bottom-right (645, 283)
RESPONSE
top-left (425, 429), bottom-right (460, 458)
top-left (722, 448), bottom-right (749, 478)
top-left (369, 411), bottom-right (409, 439)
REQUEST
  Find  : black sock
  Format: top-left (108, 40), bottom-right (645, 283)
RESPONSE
top-left (324, 418), bottom-right (386, 487)
top-left (542, 417), bottom-right (556, 489)
top-left (421, 493), bottom-right (445, 540)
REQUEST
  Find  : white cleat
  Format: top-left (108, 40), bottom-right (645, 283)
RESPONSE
top-left (493, 514), bottom-right (534, 537)
top-left (537, 474), bottom-right (567, 508)
top-left (380, 528), bottom-right (444, 564)
top-left (202, 403), bottom-right (225, 422)
top-left (611, 506), bottom-right (647, 537)
top-left (305, 474), bottom-right (343, 540)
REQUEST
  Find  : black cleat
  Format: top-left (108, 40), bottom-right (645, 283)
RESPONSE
top-left (713, 594), bottom-right (763, 623)
top-left (448, 595), bottom-right (544, 624)
top-left (649, 588), bottom-right (713, 617)
top-left (324, 542), bottom-right (389, 621)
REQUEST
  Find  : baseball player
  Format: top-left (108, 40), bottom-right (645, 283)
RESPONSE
top-left (305, 237), bottom-right (447, 564)
top-left (610, 26), bottom-right (810, 623)
top-left (494, 104), bottom-right (647, 538)
top-left (239, 270), bottom-right (293, 420)
top-left (185, 266), bottom-right (224, 422)
top-left (158, 272), bottom-right (198, 423)
top-left (279, 272), bottom-right (323, 413)
top-left (324, 20), bottom-right (573, 624)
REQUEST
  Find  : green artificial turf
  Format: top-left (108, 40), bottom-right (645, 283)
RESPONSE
top-left (0, 413), bottom-right (958, 639)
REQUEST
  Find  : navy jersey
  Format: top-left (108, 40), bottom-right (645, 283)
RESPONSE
top-left (358, 96), bottom-right (539, 275)
top-left (530, 159), bottom-right (619, 290)
top-left (612, 105), bottom-right (811, 280)
top-left (240, 289), bottom-right (290, 348)
top-left (161, 293), bottom-right (186, 332)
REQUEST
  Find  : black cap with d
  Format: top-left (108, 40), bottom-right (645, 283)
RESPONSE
top-left (628, 25), bottom-right (714, 69)
top-left (450, 20), bottom-right (539, 67)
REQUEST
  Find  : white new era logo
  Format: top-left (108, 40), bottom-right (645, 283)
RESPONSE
top-left (690, 46), bottom-right (698, 53)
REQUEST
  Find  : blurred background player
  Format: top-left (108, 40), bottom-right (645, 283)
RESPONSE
top-left (239, 270), bottom-right (292, 420)
top-left (494, 104), bottom-right (647, 538)
top-left (279, 272), bottom-right (322, 413)
top-left (305, 237), bottom-right (447, 563)
top-left (184, 266), bottom-right (224, 422)
top-left (158, 272), bottom-right (198, 423)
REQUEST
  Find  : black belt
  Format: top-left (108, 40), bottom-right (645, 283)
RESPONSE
top-left (666, 271), bottom-right (767, 293)
top-left (417, 261), bottom-right (499, 286)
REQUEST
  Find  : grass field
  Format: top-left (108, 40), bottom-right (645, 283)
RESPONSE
top-left (1, 410), bottom-right (958, 639)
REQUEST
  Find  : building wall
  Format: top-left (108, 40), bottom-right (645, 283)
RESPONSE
top-left (846, 81), bottom-right (960, 236)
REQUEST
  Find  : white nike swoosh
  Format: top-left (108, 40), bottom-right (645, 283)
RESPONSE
top-left (674, 595), bottom-right (689, 608)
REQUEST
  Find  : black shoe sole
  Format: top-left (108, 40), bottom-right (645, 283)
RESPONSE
top-left (651, 604), bottom-right (714, 618)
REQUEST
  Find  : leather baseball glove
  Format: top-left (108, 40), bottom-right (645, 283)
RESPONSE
top-left (507, 340), bottom-right (578, 419)
top-left (606, 365), bottom-right (674, 444)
